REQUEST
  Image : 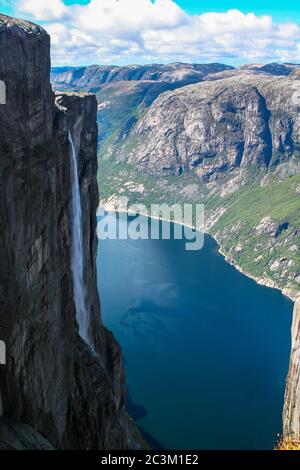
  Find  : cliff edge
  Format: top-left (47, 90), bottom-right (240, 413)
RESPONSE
top-left (283, 298), bottom-right (300, 442)
top-left (0, 14), bottom-right (139, 449)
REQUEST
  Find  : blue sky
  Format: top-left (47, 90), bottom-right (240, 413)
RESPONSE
top-left (1, 1), bottom-right (300, 66)
top-left (178, 0), bottom-right (300, 19)
top-left (2, 0), bottom-right (300, 21)
top-left (54, 0), bottom-right (300, 21)
top-left (60, 0), bottom-right (300, 17)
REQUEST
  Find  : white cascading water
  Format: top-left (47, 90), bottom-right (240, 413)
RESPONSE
top-left (68, 131), bottom-right (90, 346)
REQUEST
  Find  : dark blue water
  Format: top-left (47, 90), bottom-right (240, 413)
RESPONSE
top-left (97, 213), bottom-right (293, 450)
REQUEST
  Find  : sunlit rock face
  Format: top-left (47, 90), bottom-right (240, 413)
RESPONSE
top-left (123, 72), bottom-right (300, 183)
top-left (0, 14), bottom-right (140, 450)
top-left (283, 299), bottom-right (300, 441)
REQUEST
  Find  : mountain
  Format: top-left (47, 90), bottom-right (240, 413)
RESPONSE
top-left (0, 14), bottom-right (142, 449)
top-left (51, 62), bottom-right (234, 91)
top-left (51, 62), bottom-right (300, 157)
top-left (74, 62), bottom-right (300, 446)
top-left (118, 71), bottom-right (300, 179)
top-left (52, 61), bottom-right (300, 298)
top-left (86, 68), bottom-right (300, 301)
top-left (52, 63), bottom-right (235, 148)
top-left (238, 62), bottom-right (300, 76)
top-left (52, 61), bottom-right (300, 300)
top-left (54, 61), bottom-right (300, 445)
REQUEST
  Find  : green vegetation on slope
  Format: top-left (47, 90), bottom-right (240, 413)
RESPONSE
top-left (207, 174), bottom-right (300, 294)
top-left (98, 158), bottom-right (300, 298)
top-left (96, 81), bottom-right (177, 158)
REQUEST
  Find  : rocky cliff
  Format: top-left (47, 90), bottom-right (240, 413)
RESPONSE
top-left (283, 299), bottom-right (300, 441)
top-left (51, 63), bottom-right (234, 153)
top-left (122, 72), bottom-right (300, 183)
top-left (96, 70), bottom-right (300, 300)
top-left (0, 14), bottom-right (139, 450)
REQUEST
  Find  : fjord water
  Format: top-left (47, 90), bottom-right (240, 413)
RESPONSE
top-left (97, 213), bottom-right (293, 450)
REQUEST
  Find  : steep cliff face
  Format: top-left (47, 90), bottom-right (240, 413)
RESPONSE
top-left (283, 299), bottom-right (300, 440)
top-left (51, 63), bottom-right (235, 156)
top-left (0, 14), bottom-right (138, 450)
top-left (121, 73), bottom-right (300, 182)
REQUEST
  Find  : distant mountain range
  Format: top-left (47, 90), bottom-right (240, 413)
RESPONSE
top-left (51, 62), bottom-right (300, 92)
top-left (51, 62), bottom-right (234, 91)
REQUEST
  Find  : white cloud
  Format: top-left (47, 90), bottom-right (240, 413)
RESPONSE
top-left (13, 0), bottom-right (300, 65)
top-left (16, 0), bottom-right (68, 21)
top-left (75, 0), bottom-right (187, 31)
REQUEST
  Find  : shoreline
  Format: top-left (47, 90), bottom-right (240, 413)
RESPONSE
top-left (98, 203), bottom-right (297, 303)
top-left (98, 204), bottom-right (197, 230)
top-left (216, 245), bottom-right (297, 303)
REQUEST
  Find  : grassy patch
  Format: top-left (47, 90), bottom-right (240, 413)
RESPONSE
top-left (207, 174), bottom-right (300, 291)
top-left (98, 158), bottom-right (300, 295)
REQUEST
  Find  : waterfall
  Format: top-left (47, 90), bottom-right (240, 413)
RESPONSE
top-left (68, 131), bottom-right (90, 346)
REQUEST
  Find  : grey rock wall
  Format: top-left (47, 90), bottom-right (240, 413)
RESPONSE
top-left (124, 73), bottom-right (300, 183)
top-left (283, 299), bottom-right (300, 440)
top-left (0, 14), bottom-right (139, 450)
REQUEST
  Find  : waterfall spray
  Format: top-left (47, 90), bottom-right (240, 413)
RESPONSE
top-left (68, 131), bottom-right (90, 346)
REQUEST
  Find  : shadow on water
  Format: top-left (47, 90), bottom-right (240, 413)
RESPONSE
top-left (98, 215), bottom-right (294, 449)
top-left (126, 389), bottom-right (147, 420)
top-left (126, 389), bottom-right (165, 450)
top-left (138, 426), bottom-right (165, 450)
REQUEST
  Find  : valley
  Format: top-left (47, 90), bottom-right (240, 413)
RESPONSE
top-left (1, 2), bottom-right (300, 453)
top-left (52, 62), bottom-right (300, 301)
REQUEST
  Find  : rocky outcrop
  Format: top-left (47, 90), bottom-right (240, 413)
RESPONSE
top-left (0, 14), bottom-right (139, 450)
top-left (238, 63), bottom-right (299, 76)
top-left (283, 299), bottom-right (300, 440)
top-left (120, 72), bottom-right (300, 183)
top-left (0, 419), bottom-right (54, 450)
